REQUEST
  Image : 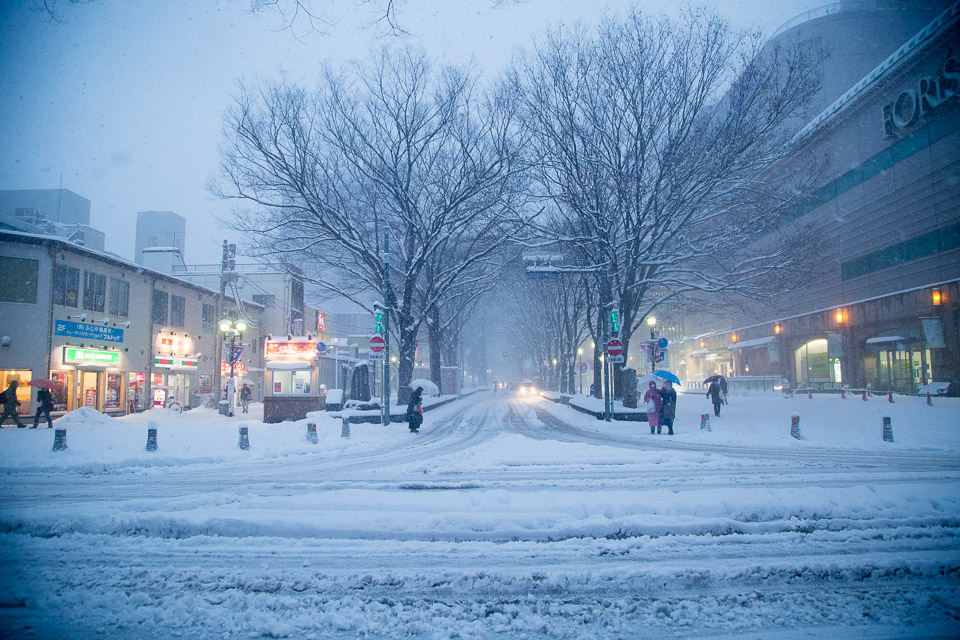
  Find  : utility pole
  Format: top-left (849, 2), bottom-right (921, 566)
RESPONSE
top-left (381, 232), bottom-right (391, 426)
top-left (600, 257), bottom-right (612, 422)
top-left (213, 240), bottom-right (227, 401)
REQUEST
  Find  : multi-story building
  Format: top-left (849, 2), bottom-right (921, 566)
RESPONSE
top-left (134, 210), bottom-right (186, 265)
top-left (677, 1), bottom-right (960, 394)
top-left (0, 230), bottom-right (264, 418)
top-left (0, 188), bottom-right (105, 251)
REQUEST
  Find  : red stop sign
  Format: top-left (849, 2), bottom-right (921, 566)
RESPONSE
top-left (606, 338), bottom-right (624, 356)
top-left (369, 334), bottom-right (386, 353)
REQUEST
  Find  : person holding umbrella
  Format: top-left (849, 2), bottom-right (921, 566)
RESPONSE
top-left (706, 379), bottom-right (723, 417)
top-left (643, 381), bottom-right (662, 435)
top-left (32, 385), bottom-right (55, 428)
top-left (660, 381), bottom-right (677, 435)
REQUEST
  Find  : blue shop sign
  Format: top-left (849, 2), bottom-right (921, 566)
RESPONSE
top-left (55, 320), bottom-right (124, 343)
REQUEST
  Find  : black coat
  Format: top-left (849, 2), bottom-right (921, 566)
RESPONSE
top-left (706, 382), bottom-right (722, 403)
top-left (660, 386), bottom-right (677, 420)
top-left (407, 388), bottom-right (423, 427)
top-left (37, 388), bottom-right (53, 409)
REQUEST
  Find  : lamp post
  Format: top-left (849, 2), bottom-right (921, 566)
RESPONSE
top-left (219, 318), bottom-right (246, 416)
top-left (577, 347), bottom-right (583, 395)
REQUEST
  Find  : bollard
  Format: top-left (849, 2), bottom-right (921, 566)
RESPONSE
top-left (888, 391), bottom-right (894, 403)
top-left (238, 423), bottom-right (250, 450)
top-left (790, 414), bottom-right (802, 440)
top-left (341, 415), bottom-right (351, 438)
top-left (882, 416), bottom-right (894, 443)
top-left (862, 390), bottom-right (868, 401)
top-left (146, 420), bottom-right (158, 452)
top-left (52, 428), bottom-right (67, 452)
top-left (841, 388), bottom-right (846, 399)
top-left (807, 388), bottom-right (813, 400)
top-left (927, 391), bottom-right (933, 407)
top-left (700, 413), bottom-right (711, 432)
top-left (306, 422), bottom-right (318, 444)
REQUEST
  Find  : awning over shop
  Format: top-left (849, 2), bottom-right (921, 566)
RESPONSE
top-left (689, 348), bottom-right (708, 357)
top-left (266, 360), bottom-right (312, 370)
top-left (728, 336), bottom-right (778, 351)
top-left (865, 335), bottom-right (906, 344)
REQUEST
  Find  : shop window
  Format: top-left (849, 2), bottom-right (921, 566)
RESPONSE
top-left (2, 370), bottom-right (33, 410)
top-left (152, 290), bottom-right (169, 325)
top-left (0, 257), bottom-right (39, 304)
top-left (202, 303), bottom-right (216, 332)
top-left (108, 278), bottom-right (129, 317)
top-left (271, 370), bottom-right (311, 395)
top-left (104, 373), bottom-right (123, 411)
top-left (54, 265), bottom-right (80, 307)
top-left (170, 295), bottom-right (186, 328)
top-left (50, 371), bottom-right (71, 411)
top-left (794, 339), bottom-right (836, 384)
top-left (83, 271), bottom-right (106, 312)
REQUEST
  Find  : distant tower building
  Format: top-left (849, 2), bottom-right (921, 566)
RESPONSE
top-left (135, 211), bottom-right (186, 265)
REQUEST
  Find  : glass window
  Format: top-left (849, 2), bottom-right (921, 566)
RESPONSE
top-left (108, 278), bottom-right (129, 316)
top-left (2, 369), bottom-right (34, 411)
top-left (271, 369), bottom-right (311, 395)
top-left (152, 290), bottom-right (168, 325)
top-left (54, 265), bottom-right (80, 307)
top-left (202, 303), bottom-right (216, 332)
top-left (0, 257), bottom-right (39, 304)
top-left (170, 295), bottom-right (185, 327)
top-left (83, 271), bottom-right (106, 312)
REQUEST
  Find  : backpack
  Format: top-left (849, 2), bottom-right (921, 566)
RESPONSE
top-left (0, 391), bottom-right (6, 404)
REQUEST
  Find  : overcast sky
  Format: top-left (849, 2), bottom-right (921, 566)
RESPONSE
top-left (0, 0), bottom-right (823, 266)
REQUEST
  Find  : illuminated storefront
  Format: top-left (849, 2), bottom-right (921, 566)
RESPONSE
top-left (263, 337), bottom-right (321, 423)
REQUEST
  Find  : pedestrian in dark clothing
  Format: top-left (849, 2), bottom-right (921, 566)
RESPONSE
top-left (0, 381), bottom-right (25, 428)
top-left (719, 376), bottom-right (728, 405)
top-left (659, 381), bottom-right (677, 435)
top-left (407, 386), bottom-right (423, 433)
top-left (706, 381), bottom-right (722, 417)
top-left (239, 384), bottom-right (252, 413)
top-left (32, 387), bottom-right (54, 429)
top-left (643, 381), bottom-right (662, 434)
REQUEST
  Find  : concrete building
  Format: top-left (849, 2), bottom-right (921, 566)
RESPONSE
top-left (135, 211), bottom-right (186, 265)
top-left (676, 1), bottom-right (960, 394)
top-left (0, 189), bottom-right (105, 251)
top-left (0, 230), bottom-right (264, 419)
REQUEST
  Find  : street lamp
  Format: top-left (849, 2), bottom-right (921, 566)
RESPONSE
top-left (646, 316), bottom-right (657, 340)
top-left (219, 319), bottom-right (246, 416)
top-left (577, 347), bottom-right (583, 395)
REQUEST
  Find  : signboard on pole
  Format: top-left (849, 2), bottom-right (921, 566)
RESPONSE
top-left (369, 334), bottom-right (386, 360)
top-left (606, 338), bottom-right (624, 364)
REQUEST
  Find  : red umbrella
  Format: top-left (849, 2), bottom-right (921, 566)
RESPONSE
top-left (27, 379), bottom-right (60, 389)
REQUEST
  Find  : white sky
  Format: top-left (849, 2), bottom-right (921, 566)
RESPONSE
top-left (0, 0), bottom-right (822, 264)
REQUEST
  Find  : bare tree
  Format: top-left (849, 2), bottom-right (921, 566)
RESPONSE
top-left (215, 47), bottom-right (524, 396)
top-left (511, 8), bottom-right (824, 391)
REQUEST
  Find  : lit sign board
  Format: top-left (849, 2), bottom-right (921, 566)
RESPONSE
top-left (154, 356), bottom-right (199, 368)
top-left (221, 361), bottom-right (248, 374)
top-left (55, 320), bottom-right (124, 343)
top-left (63, 347), bottom-right (120, 364)
top-left (265, 340), bottom-right (317, 357)
top-left (317, 311), bottom-right (326, 332)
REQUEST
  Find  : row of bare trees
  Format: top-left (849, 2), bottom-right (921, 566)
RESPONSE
top-left (215, 7), bottom-right (824, 395)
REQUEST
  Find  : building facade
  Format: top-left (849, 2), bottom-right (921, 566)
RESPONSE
top-left (677, 1), bottom-right (960, 394)
top-left (0, 230), bottom-right (264, 418)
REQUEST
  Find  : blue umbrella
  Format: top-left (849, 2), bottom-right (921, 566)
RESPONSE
top-left (653, 370), bottom-right (680, 384)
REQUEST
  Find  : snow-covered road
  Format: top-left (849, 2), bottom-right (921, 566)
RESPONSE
top-left (1, 391), bottom-right (959, 639)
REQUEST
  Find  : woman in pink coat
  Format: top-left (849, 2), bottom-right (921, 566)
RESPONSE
top-left (643, 381), bottom-right (662, 435)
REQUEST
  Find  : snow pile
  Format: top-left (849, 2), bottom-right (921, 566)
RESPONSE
top-left (53, 406), bottom-right (116, 427)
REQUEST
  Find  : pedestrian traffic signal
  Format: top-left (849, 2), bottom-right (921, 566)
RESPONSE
top-left (376, 311), bottom-right (383, 334)
top-left (610, 308), bottom-right (620, 333)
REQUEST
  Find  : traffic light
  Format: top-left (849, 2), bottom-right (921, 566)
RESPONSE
top-left (375, 311), bottom-right (383, 334)
top-left (222, 242), bottom-right (236, 272)
top-left (610, 308), bottom-right (620, 334)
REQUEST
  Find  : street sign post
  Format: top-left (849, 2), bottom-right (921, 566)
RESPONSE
top-left (606, 338), bottom-right (625, 363)
top-left (369, 334), bottom-right (386, 360)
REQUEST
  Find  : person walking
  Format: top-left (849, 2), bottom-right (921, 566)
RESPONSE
top-left (643, 381), bottom-right (662, 435)
top-left (239, 383), bottom-right (252, 414)
top-left (0, 380), bottom-right (25, 428)
top-left (659, 380), bottom-right (677, 436)
top-left (706, 380), bottom-right (722, 417)
top-left (32, 387), bottom-right (55, 428)
top-left (719, 376), bottom-right (728, 405)
top-left (406, 386), bottom-right (423, 433)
